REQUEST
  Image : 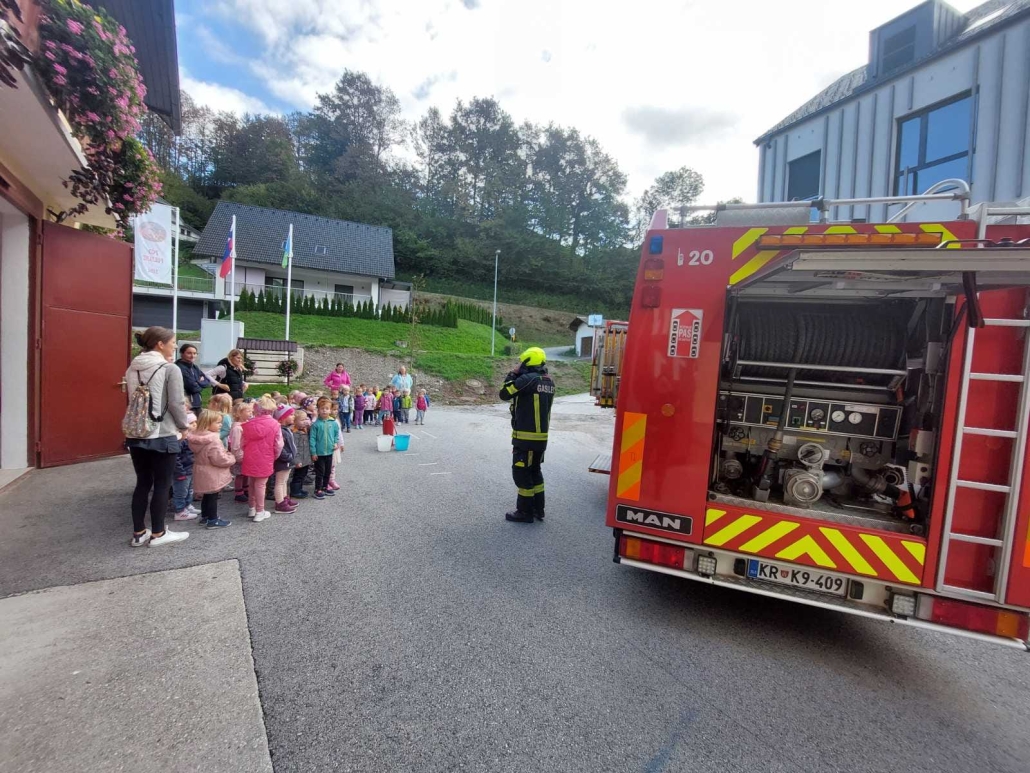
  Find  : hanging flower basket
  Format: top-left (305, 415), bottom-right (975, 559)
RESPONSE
top-left (35, 0), bottom-right (161, 227)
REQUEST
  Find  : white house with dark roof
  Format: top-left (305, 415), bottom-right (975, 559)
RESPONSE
top-left (194, 202), bottom-right (409, 309)
top-left (133, 202), bottom-right (411, 329)
top-left (755, 0), bottom-right (1030, 223)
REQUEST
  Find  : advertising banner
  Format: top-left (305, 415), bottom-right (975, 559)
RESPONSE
top-left (133, 203), bottom-right (173, 284)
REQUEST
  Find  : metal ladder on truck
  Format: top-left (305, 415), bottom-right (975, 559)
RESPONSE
top-left (937, 209), bottom-right (1030, 604)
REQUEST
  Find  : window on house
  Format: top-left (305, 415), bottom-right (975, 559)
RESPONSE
top-left (881, 25), bottom-right (917, 73)
top-left (894, 94), bottom-right (972, 196)
top-left (787, 151), bottom-right (821, 202)
top-left (265, 277), bottom-right (304, 293)
top-left (314, 245), bottom-right (328, 255)
top-left (334, 284), bottom-right (355, 297)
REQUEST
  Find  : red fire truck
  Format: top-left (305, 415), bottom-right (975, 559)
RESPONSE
top-left (604, 197), bottom-right (1030, 650)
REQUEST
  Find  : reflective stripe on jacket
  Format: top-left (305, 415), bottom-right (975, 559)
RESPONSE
top-left (499, 367), bottom-right (555, 450)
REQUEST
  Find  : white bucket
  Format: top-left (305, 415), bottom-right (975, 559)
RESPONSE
top-left (376, 435), bottom-right (393, 453)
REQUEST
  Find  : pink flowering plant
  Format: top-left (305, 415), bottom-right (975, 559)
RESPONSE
top-left (35, 0), bottom-right (161, 226)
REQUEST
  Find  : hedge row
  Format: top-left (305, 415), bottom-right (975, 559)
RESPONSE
top-left (235, 287), bottom-right (458, 328)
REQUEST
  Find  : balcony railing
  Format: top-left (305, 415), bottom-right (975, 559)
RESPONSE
top-left (131, 277), bottom-right (399, 309)
top-left (234, 282), bottom-right (376, 309)
top-left (134, 275), bottom-right (216, 294)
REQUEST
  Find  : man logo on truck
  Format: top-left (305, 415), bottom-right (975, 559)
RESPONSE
top-left (616, 505), bottom-right (692, 535)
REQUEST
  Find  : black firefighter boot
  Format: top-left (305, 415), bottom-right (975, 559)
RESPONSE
top-left (505, 510), bottom-right (535, 523)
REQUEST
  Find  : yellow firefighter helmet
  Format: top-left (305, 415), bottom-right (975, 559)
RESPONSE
top-left (519, 347), bottom-right (547, 367)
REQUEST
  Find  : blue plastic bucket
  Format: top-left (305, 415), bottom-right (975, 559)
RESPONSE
top-left (394, 434), bottom-right (411, 452)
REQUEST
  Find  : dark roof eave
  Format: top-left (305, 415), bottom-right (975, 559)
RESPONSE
top-left (753, 4), bottom-right (1030, 145)
top-left (93, 0), bottom-right (181, 134)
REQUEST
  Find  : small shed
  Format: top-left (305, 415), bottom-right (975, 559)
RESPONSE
top-left (236, 337), bottom-right (303, 383)
top-left (569, 316), bottom-right (597, 357)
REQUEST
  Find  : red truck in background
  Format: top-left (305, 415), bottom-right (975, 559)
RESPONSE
top-left (602, 197), bottom-right (1030, 650)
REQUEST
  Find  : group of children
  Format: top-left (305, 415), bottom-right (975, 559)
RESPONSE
top-left (170, 381), bottom-right (431, 529)
top-left (172, 390), bottom-right (351, 529)
top-left (326, 384), bottom-right (430, 429)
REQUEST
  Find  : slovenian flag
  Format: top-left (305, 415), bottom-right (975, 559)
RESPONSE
top-left (282, 223), bottom-right (293, 268)
top-left (219, 214), bottom-right (236, 278)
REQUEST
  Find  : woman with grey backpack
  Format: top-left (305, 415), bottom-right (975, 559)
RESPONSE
top-left (123, 327), bottom-right (193, 547)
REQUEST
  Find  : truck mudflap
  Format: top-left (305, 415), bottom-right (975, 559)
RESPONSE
top-left (613, 529), bottom-right (1030, 651)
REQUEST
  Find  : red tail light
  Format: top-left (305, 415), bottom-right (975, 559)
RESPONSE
top-left (641, 285), bottom-right (661, 308)
top-left (920, 596), bottom-right (1030, 640)
top-left (619, 535), bottom-right (687, 569)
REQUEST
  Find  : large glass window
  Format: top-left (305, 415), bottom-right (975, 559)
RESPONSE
top-left (894, 94), bottom-right (972, 196)
top-left (787, 151), bottom-right (821, 202)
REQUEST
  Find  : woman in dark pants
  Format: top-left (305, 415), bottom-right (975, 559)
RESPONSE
top-left (176, 343), bottom-right (221, 411)
top-left (124, 327), bottom-right (192, 547)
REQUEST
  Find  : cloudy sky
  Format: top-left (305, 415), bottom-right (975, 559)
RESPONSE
top-left (174, 0), bottom-right (984, 205)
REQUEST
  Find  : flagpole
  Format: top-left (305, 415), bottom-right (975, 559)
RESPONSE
top-left (229, 214), bottom-right (236, 328)
top-left (172, 206), bottom-right (180, 334)
top-left (285, 223), bottom-right (293, 342)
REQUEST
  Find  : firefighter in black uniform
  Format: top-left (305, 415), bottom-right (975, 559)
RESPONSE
top-left (499, 347), bottom-right (555, 523)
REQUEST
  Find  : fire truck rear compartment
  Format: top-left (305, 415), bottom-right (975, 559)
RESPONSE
top-left (712, 297), bottom-right (943, 534)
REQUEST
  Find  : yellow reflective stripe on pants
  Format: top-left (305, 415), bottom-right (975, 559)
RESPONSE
top-left (530, 483), bottom-right (545, 494)
top-left (513, 430), bottom-right (548, 441)
top-left (517, 487), bottom-right (536, 497)
top-left (533, 394), bottom-right (541, 432)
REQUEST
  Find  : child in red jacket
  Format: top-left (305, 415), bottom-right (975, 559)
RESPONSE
top-left (241, 396), bottom-right (283, 522)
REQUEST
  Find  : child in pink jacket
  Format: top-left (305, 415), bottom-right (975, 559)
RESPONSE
top-left (189, 409), bottom-right (237, 529)
top-left (241, 396), bottom-right (283, 523)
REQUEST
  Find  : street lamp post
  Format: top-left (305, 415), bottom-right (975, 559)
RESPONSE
top-left (491, 249), bottom-right (500, 356)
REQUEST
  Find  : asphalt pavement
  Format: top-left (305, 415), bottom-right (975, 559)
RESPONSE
top-left (1, 395), bottom-right (1028, 773)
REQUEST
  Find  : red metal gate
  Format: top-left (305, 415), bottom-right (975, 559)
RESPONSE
top-left (39, 222), bottom-right (132, 467)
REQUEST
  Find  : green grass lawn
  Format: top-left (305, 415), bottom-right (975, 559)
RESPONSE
top-left (237, 311), bottom-right (499, 355)
top-left (412, 352), bottom-right (498, 382)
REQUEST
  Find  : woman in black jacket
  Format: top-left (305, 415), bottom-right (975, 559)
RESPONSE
top-left (208, 348), bottom-right (248, 400)
top-left (175, 343), bottom-right (220, 411)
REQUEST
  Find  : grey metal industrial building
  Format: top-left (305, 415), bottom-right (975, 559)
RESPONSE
top-left (755, 0), bottom-right (1030, 222)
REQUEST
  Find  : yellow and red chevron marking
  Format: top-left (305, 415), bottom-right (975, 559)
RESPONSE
top-left (727, 223), bottom-right (960, 286)
top-left (704, 507), bottom-right (926, 585)
top-left (616, 412), bottom-right (647, 501)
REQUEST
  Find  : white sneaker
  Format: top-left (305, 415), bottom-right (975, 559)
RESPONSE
top-left (247, 507), bottom-right (257, 519)
top-left (173, 509), bottom-right (199, 521)
top-left (148, 530), bottom-right (189, 547)
top-left (130, 529), bottom-right (151, 547)
top-left (187, 504), bottom-right (201, 516)
top-left (253, 510), bottom-right (271, 522)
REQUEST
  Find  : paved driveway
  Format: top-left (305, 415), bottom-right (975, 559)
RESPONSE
top-left (1, 396), bottom-right (1028, 772)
